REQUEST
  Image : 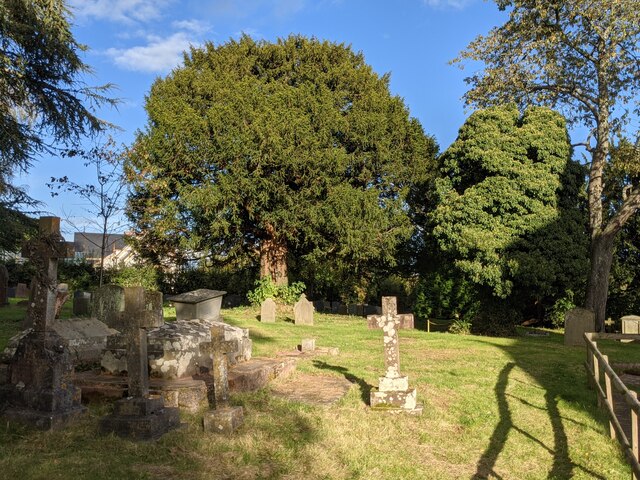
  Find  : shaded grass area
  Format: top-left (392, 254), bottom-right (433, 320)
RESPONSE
top-left (0, 304), bottom-right (639, 478)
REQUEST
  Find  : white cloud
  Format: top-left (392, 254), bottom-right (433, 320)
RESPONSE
top-left (171, 19), bottom-right (211, 35)
top-left (423, 0), bottom-right (474, 9)
top-left (68, 0), bottom-right (173, 24)
top-left (106, 32), bottom-right (196, 73)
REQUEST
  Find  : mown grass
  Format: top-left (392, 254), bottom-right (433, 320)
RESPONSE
top-left (1, 303), bottom-right (639, 479)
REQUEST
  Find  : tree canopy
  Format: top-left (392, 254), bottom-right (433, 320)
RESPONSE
top-left (430, 105), bottom-right (588, 328)
top-left (454, 0), bottom-right (640, 329)
top-left (126, 35), bottom-right (436, 289)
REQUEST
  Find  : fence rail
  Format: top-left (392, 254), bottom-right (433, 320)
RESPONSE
top-left (584, 332), bottom-right (640, 479)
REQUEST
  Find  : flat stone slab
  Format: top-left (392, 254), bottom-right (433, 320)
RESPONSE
top-left (166, 289), bottom-right (226, 304)
top-left (227, 357), bottom-right (296, 392)
top-left (269, 373), bottom-right (352, 406)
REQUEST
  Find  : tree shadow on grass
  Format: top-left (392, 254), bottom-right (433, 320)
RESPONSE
top-left (312, 360), bottom-right (374, 405)
top-left (471, 334), bottom-right (608, 480)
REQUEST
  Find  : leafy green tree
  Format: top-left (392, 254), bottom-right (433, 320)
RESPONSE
top-left (431, 105), bottom-right (588, 330)
top-left (0, 0), bottom-right (115, 249)
top-left (454, 0), bottom-right (640, 330)
top-left (126, 35), bottom-right (436, 286)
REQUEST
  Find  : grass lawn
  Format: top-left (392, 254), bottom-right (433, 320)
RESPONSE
top-left (1, 302), bottom-right (639, 479)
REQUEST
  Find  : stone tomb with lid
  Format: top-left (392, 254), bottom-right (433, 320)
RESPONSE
top-left (166, 289), bottom-right (226, 322)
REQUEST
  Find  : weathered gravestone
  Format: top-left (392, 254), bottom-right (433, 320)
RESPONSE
top-left (299, 338), bottom-right (315, 352)
top-left (14, 283), bottom-right (29, 298)
top-left (564, 308), bottom-right (596, 347)
top-left (166, 289), bottom-right (226, 322)
top-left (368, 296), bottom-right (422, 414)
top-left (144, 290), bottom-right (164, 328)
top-left (92, 284), bottom-right (126, 330)
top-left (294, 294), bottom-right (314, 326)
top-left (367, 296), bottom-right (414, 329)
top-left (260, 298), bottom-right (276, 323)
top-left (0, 264), bottom-right (8, 306)
top-left (73, 290), bottom-right (92, 317)
top-left (99, 286), bottom-right (180, 440)
top-left (0, 217), bottom-right (86, 429)
top-left (202, 324), bottom-right (244, 433)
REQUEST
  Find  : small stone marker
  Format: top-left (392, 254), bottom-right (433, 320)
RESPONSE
top-left (294, 294), bottom-right (314, 326)
top-left (0, 264), bottom-right (8, 306)
top-left (202, 325), bottom-right (244, 434)
top-left (260, 298), bottom-right (276, 323)
top-left (0, 217), bottom-right (86, 429)
top-left (299, 338), bottom-right (316, 352)
top-left (564, 308), bottom-right (595, 346)
top-left (72, 290), bottom-right (92, 316)
top-left (166, 289), bottom-right (226, 321)
top-left (368, 296), bottom-right (422, 414)
top-left (99, 286), bottom-right (180, 440)
top-left (367, 296), bottom-right (414, 329)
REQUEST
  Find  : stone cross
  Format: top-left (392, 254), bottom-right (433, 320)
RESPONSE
top-left (123, 286), bottom-right (153, 398)
top-left (209, 325), bottom-right (238, 408)
top-left (22, 217), bottom-right (74, 332)
top-left (369, 296), bottom-right (402, 378)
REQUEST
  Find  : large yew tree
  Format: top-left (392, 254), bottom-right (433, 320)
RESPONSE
top-left (126, 35), bottom-right (435, 285)
top-left (455, 0), bottom-right (640, 330)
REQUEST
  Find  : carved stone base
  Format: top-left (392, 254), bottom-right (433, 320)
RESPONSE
top-left (203, 406), bottom-right (244, 434)
top-left (2, 405), bottom-right (86, 430)
top-left (99, 396), bottom-right (180, 440)
top-left (370, 387), bottom-right (423, 415)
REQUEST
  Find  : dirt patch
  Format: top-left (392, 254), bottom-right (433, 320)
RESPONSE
top-left (270, 373), bottom-right (353, 406)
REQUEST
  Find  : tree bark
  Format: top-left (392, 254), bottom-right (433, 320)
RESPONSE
top-left (259, 234), bottom-right (288, 286)
top-left (585, 231), bottom-right (615, 332)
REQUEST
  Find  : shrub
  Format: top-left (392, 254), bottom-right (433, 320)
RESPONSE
top-left (106, 263), bottom-right (159, 291)
top-left (546, 290), bottom-right (576, 329)
top-left (448, 318), bottom-right (472, 335)
top-left (247, 277), bottom-right (306, 306)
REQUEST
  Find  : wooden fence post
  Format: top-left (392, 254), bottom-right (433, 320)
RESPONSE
top-left (603, 355), bottom-right (615, 440)
top-left (593, 354), bottom-right (601, 408)
top-left (632, 391), bottom-right (639, 480)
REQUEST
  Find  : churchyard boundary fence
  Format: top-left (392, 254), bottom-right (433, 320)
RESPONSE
top-left (584, 332), bottom-right (640, 479)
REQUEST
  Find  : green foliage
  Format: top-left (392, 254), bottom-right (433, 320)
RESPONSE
top-left (546, 290), bottom-right (576, 329)
top-left (448, 318), bottom-right (472, 335)
top-left (413, 270), bottom-right (476, 322)
top-left (105, 263), bottom-right (159, 291)
top-left (125, 35), bottom-right (437, 291)
top-left (58, 260), bottom-right (99, 291)
top-left (167, 264), bottom-right (256, 298)
top-left (470, 301), bottom-right (520, 337)
top-left (4, 259), bottom-right (35, 285)
top-left (429, 105), bottom-right (588, 332)
top-left (247, 276), bottom-right (306, 306)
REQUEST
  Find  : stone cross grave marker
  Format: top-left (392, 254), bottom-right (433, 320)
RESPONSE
top-left (22, 217), bottom-right (75, 332)
top-left (368, 296), bottom-right (422, 414)
top-left (0, 217), bottom-right (85, 429)
top-left (367, 296), bottom-right (414, 329)
top-left (202, 325), bottom-right (244, 433)
top-left (99, 286), bottom-right (180, 440)
top-left (294, 294), bottom-right (314, 325)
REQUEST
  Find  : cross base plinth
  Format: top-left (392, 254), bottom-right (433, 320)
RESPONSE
top-left (99, 396), bottom-right (181, 441)
top-left (0, 330), bottom-right (87, 430)
top-left (370, 386), bottom-right (423, 415)
top-left (203, 405), bottom-right (244, 434)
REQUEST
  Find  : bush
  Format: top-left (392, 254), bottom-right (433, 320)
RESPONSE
top-left (58, 260), bottom-right (99, 291)
top-left (470, 301), bottom-right (520, 337)
top-left (247, 277), bottom-right (306, 306)
top-left (546, 290), bottom-right (576, 329)
top-left (105, 263), bottom-right (159, 291)
top-left (448, 318), bottom-right (472, 335)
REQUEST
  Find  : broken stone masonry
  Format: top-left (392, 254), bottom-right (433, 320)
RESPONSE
top-left (202, 324), bottom-right (244, 433)
top-left (99, 286), bottom-right (180, 440)
top-left (0, 217), bottom-right (86, 429)
top-left (368, 296), bottom-right (422, 414)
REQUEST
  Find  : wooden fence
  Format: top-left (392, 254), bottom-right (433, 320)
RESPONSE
top-left (584, 332), bottom-right (640, 479)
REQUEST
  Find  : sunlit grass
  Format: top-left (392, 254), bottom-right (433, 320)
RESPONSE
top-left (0, 304), bottom-right (638, 479)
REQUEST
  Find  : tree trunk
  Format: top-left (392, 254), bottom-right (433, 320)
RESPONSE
top-left (585, 232), bottom-right (615, 332)
top-left (260, 235), bottom-right (288, 286)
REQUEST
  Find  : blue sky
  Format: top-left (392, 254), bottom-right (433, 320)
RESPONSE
top-left (22, 0), bottom-right (509, 236)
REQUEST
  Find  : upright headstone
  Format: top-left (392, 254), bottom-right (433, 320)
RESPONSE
top-left (367, 297), bottom-right (414, 329)
top-left (260, 298), bottom-right (276, 323)
top-left (14, 283), bottom-right (29, 298)
top-left (0, 217), bottom-right (86, 429)
top-left (564, 308), bottom-right (595, 346)
top-left (368, 296), bottom-right (422, 414)
top-left (72, 290), bottom-right (92, 317)
top-left (144, 290), bottom-right (164, 328)
top-left (203, 325), bottom-right (244, 433)
top-left (91, 284), bottom-right (125, 330)
top-left (294, 294), bottom-right (314, 326)
top-left (0, 264), bottom-right (8, 306)
top-left (99, 286), bottom-right (180, 440)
